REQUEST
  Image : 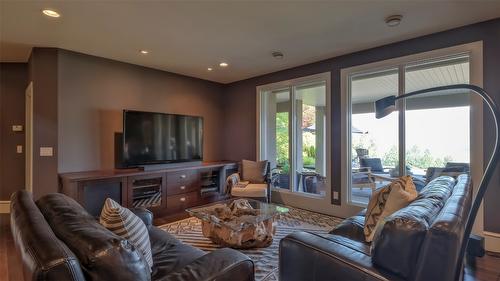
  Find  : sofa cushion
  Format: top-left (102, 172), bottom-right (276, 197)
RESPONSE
top-left (148, 227), bottom-right (205, 280)
top-left (371, 176), bottom-right (456, 279)
top-left (241, 159), bottom-right (268, 183)
top-left (37, 193), bottom-right (151, 281)
top-left (414, 174), bottom-right (472, 281)
top-left (364, 184), bottom-right (392, 242)
top-left (100, 198), bottom-right (153, 270)
top-left (330, 215), bottom-right (367, 243)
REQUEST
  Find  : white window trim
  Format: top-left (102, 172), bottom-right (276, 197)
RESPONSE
top-left (256, 72), bottom-right (335, 213)
top-left (341, 41), bottom-right (484, 229)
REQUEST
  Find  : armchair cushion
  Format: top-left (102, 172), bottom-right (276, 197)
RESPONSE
top-left (241, 159), bottom-right (268, 183)
top-left (231, 183), bottom-right (268, 198)
top-left (360, 158), bottom-right (384, 173)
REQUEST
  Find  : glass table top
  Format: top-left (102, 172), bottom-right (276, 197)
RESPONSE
top-left (186, 198), bottom-right (289, 231)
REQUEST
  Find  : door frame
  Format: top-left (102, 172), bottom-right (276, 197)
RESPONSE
top-left (256, 72), bottom-right (352, 216)
top-left (340, 41), bottom-right (484, 227)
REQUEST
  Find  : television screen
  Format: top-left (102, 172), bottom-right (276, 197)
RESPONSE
top-left (123, 110), bottom-right (203, 166)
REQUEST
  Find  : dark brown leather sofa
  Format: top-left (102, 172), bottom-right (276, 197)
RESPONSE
top-left (280, 174), bottom-right (471, 281)
top-left (10, 191), bottom-right (254, 281)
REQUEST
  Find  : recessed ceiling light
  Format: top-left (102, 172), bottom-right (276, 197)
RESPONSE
top-left (42, 9), bottom-right (60, 18)
top-left (207, 67), bottom-right (213, 71)
top-left (385, 15), bottom-right (402, 27)
top-left (140, 50), bottom-right (149, 54)
top-left (272, 51), bottom-right (284, 59)
top-left (219, 62), bottom-right (228, 67)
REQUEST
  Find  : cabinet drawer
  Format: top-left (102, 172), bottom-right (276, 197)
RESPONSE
top-left (166, 192), bottom-right (199, 212)
top-left (166, 181), bottom-right (199, 196)
top-left (166, 170), bottom-right (198, 185)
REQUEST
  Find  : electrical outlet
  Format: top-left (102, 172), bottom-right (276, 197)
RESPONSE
top-left (40, 147), bottom-right (53, 157)
top-left (12, 125), bottom-right (23, 132)
top-left (333, 191), bottom-right (339, 200)
top-left (17, 145), bottom-right (23, 153)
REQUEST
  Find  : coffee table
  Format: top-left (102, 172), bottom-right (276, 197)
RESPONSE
top-left (186, 198), bottom-right (289, 249)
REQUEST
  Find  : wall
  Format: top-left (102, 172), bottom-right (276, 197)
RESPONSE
top-left (223, 19), bottom-right (500, 233)
top-left (57, 50), bottom-right (225, 173)
top-left (0, 63), bottom-right (28, 201)
top-left (28, 48), bottom-right (59, 199)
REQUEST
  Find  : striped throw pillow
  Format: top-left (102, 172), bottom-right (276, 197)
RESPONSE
top-left (100, 198), bottom-right (153, 270)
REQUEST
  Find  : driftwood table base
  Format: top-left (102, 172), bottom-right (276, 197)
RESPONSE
top-left (201, 218), bottom-right (276, 249)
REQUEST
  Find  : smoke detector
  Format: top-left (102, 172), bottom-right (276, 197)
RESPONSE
top-left (385, 15), bottom-right (402, 27)
top-left (272, 51), bottom-right (284, 59)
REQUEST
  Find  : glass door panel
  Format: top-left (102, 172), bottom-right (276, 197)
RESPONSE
top-left (404, 55), bottom-right (471, 190)
top-left (349, 69), bottom-right (399, 205)
top-left (294, 82), bottom-right (327, 196)
top-left (262, 89), bottom-right (291, 189)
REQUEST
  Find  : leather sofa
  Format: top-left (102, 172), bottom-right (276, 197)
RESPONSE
top-left (280, 174), bottom-right (471, 281)
top-left (10, 191), bottom-right (254, 281)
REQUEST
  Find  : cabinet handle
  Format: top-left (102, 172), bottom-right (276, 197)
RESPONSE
top-left (180, 197), bottom-right (186, 202)
top-left (180, 185), bottom-right (186, 190)
top-left (180, 174), bottom-right (186, 179)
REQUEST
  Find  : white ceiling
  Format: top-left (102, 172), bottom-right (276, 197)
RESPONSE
top-left (1, 1), bottom-right (499, 84)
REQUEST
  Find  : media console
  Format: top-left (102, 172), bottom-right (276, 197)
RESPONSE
top-left (59, 161), bottom-right (238, 219)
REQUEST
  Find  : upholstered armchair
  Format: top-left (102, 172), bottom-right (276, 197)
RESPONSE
top-left (226, 160), bottom-right (271, 202)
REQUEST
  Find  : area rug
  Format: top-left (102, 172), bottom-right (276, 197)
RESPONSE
top-left (159, 206), bottom-right (343, 281)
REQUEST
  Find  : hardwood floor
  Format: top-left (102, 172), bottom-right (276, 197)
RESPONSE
top-left (1, 213), bottom-right (500, 281)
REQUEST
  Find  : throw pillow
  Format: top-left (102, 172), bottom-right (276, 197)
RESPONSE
top-left (377, 176), bottom-right (417, 225)
top-left (364, 176), bottom-right (417, 242)
top-left (241, 159), bottom-right (268, 183)
top-left (100, 198), bottom-right (153, 270)
top-left (364, 184), bottom-right (392, 242)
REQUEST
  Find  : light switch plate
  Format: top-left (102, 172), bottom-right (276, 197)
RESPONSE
top-left (40, 147), bottom-right (53, 157)
top-left (12, 125), bottom-right (23, 132)
top-left (333, 191), bottom-right (339, 200)
top-left (16, 145), bottom-right (23, 154)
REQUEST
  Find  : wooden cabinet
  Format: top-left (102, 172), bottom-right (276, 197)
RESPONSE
top-left (59, 161), bottom-right (236, 218)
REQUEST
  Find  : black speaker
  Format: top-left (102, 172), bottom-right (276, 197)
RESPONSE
top-left (83, 180), bottom-right (123, 217)
top-left (114, 132), bottom-right (126, 169)
top-left (467, 234), bottom-right (485, 257)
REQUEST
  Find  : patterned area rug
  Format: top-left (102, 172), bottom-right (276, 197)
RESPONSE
top-left (159, 207), bottom-right (343, 281)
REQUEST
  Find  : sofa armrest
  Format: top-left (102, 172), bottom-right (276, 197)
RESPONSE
top-left (280, 231), bottom-right (400, 281)
top-left (130, 208), bottom-right (153, 228)
top-left (164, 248), bottom-right (254, 281)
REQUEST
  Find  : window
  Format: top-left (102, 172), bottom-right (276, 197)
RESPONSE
top-left (258, 73), bottom-right (330, 197)
top-left (346, 49), bottom-right (478, 206)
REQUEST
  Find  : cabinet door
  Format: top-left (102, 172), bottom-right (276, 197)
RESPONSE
top-left (77, 177), bottom-right (127, 217)
top-left (127, 173), bottom-right (167, 211)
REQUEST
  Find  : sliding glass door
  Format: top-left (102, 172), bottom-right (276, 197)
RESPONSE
top-left (258, 73), bottom-right (329, 202)
top-left (347, 52), bottom-right (474, 206)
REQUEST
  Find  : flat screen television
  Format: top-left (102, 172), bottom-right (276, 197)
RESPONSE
top-left (123, 110), bottom-right (203, 167)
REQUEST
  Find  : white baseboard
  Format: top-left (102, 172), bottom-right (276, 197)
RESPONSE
top-left (0, 201), bottom-right (10, 213)
top-left (484, 231), bottom-right (500, 253)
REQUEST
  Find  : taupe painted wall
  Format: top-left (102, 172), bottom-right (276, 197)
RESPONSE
top-left (223, 18), bottom-right (500, 232)
top-left (0, 63), bottom-right (28, 200)
top-left (57, 50), bottom-right (225, 173)
top-left (29, 48), bottom-right (59, 199)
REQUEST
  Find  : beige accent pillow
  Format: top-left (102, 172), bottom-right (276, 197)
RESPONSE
top-left (364, 176), bottom-right (417, 242)
top-left (241, 159), bottom-right (268, 183)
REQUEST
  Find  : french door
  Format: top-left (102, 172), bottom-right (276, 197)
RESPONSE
top-left (257, 73), bottom-right (335, 214)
